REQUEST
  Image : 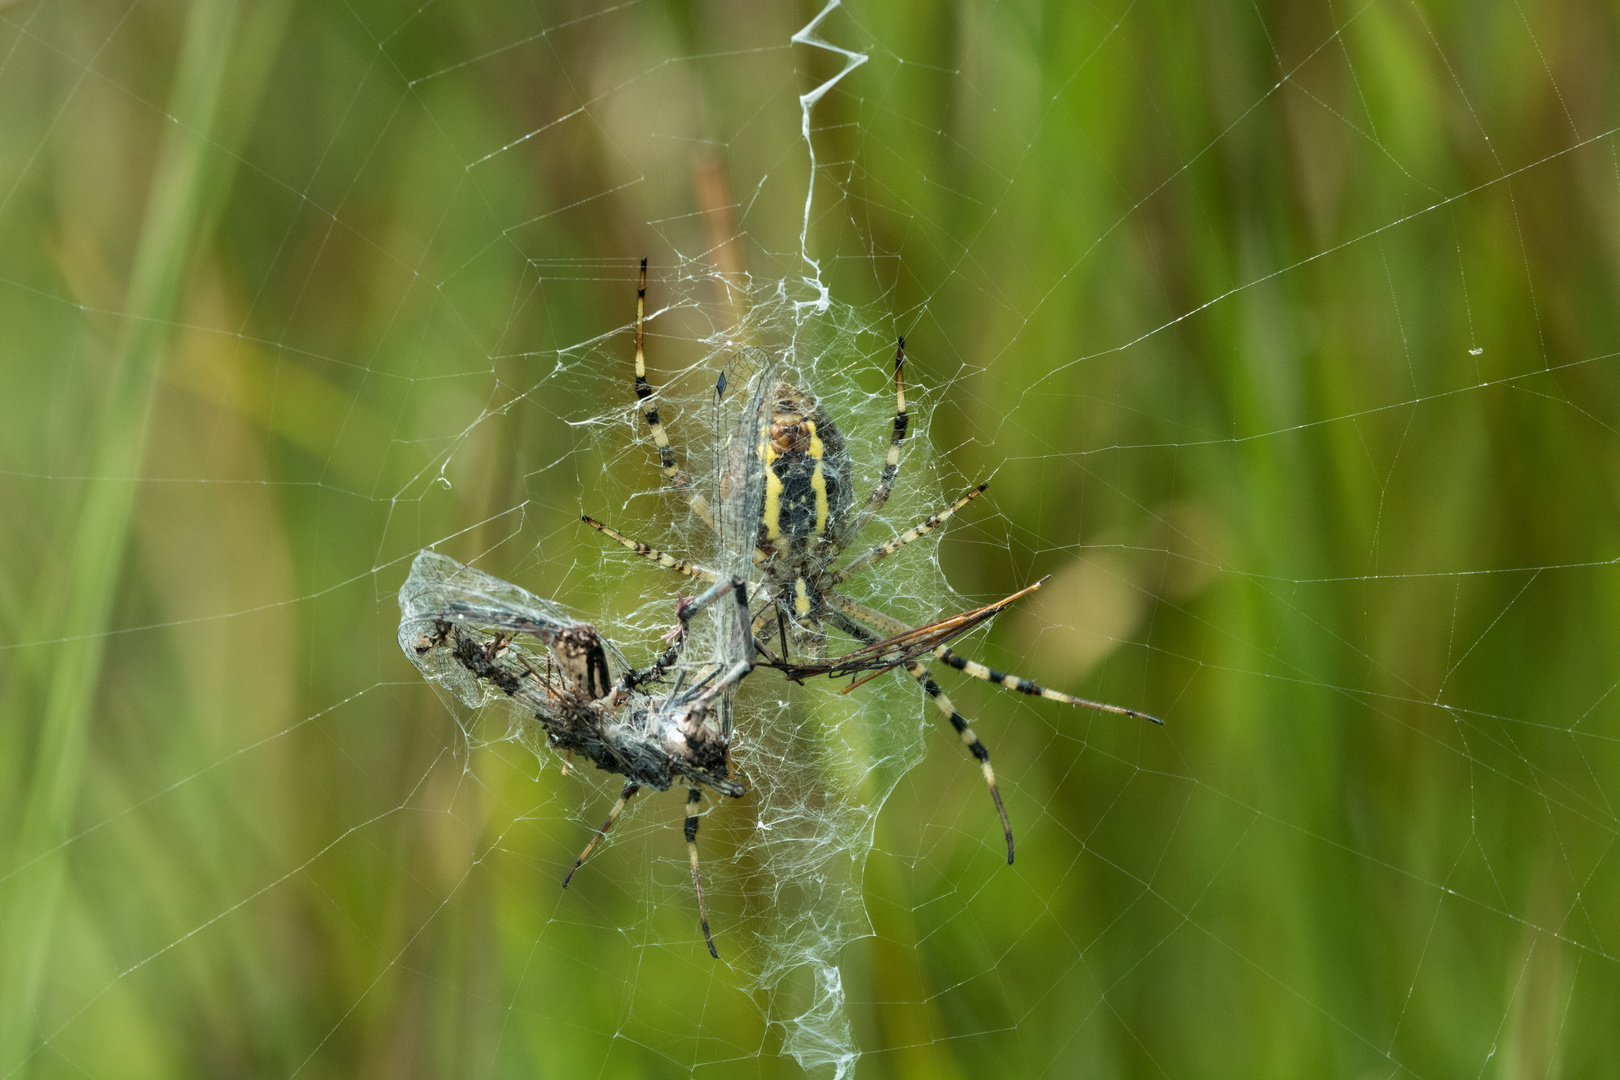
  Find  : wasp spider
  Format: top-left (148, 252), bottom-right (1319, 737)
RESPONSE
top-left (583, 261), bottom-right (1161, 864)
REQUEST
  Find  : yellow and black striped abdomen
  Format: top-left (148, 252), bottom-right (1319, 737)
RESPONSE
top-left (756, 383), bottom-right (853, 558)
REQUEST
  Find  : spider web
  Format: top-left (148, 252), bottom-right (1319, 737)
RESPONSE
top-left (1, 0), bottom-right (1617, 1077)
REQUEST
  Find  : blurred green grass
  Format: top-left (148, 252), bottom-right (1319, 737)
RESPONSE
top-left (2, 0), bottom-right (1618, 1077)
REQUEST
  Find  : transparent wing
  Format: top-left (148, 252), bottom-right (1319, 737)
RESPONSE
top-left (704, 358), bottom-right (775, 736)
top-left (714, 359), bottom-right (772, 581)
top-left (399, 629), bottom-right (489, 710)
top-left (771, 579), bottom-right (1047, 689)
top-left (398, 550), bottom-right (612, 706)
top-left (400, 551), bottom-right (579, 630)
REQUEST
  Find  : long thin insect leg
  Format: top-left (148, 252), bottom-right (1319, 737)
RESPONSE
top-left (629, 575), bottom-right (751, 688)
top-left (686, 787), bottom-right (719, 958)
top-left (678, 574), bottom-right (744, 621)
top-left (563, 782), bottom-right (640, 887)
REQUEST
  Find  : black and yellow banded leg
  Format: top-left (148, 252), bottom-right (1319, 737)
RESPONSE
top-left (563, 782), bottom-right (639, 887)
top-left (833, 482), bottom-right (988, 586)
top-left (633, 257), bottom-right (716, 530)
top-left (581, 515), bottom-right (721, 582)
top-left (821, 599), bottom-right (1014, 864)
top-left (828, 593), bottom-right (1162, 727)
top-left (932, 648), bottom-right (1163, 725)
top-left (907, 660), bottom-right (1014, 864)
top-left (846, 336), bottom-right (909, 544)
top-left (685, 787), bottom-right (720, 958)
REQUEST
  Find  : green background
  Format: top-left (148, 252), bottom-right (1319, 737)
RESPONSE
top-left (1, 0), bottom-right (1617, 1076)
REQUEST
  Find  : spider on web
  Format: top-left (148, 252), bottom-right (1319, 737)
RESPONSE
top-left (398, 550), bottom-right (752, 957)
top-left (584, 260), bottom-right (1162, 866)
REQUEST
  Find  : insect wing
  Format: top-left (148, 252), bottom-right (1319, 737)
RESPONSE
top-left (775, 580), bottom-right (1047, 689)
top-left (400, 551), bottom-right (579, 627)
top-left (398, 550), bottom-right (588, 707)
top-left (710, 353), bottom-right (771, 572)
top-left (703, 359), bottom-right (775, 733)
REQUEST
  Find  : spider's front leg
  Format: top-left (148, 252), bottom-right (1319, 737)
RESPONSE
top-left (841, 336), bottom-right (909, 549)
top-left (631, 258), bottom-right (715, 530)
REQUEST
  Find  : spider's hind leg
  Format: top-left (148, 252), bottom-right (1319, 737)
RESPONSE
top-left (834, 593), bottom-right (1162, 725)
top-left (933, 647), bottom-right (1163, 724)
top-left (824, 602), bottom-right (1015, 864)
top-left (908, 659), bottom-right (1015, 864)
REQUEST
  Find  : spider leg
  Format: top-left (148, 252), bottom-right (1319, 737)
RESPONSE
top-left (632, 258), bottom-right (716, 530)
top-left (831, 594), bottom-right (1161, 723)
top-left (685, 787), bottom-right (720, 958)
top-left (563, 781), bottom-right (639, 887)
top-left (832, 482), bottom-right (988, 586)
top-left (581, 515), bottom-right (721, 582)
top-left (910, 661), bottom-right (1014, 863)
top-left (824, 602), bottom-right (1014, 864)
top-left (934, 647), bottom-right (1162, 723)
top-left (841, 336), bottom-right (908, 548)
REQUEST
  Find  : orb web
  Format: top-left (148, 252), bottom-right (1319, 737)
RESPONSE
top-left (0, 0), bottom-right (1616, 1077)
